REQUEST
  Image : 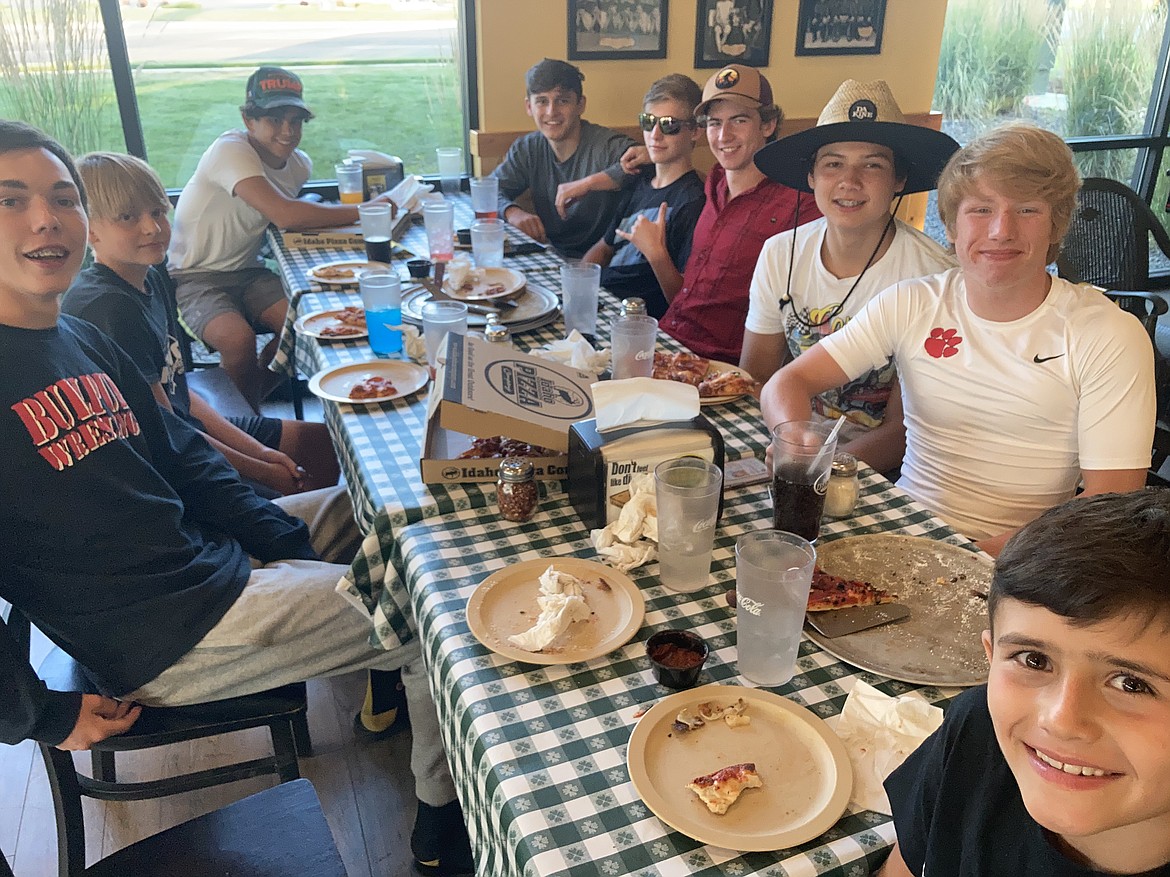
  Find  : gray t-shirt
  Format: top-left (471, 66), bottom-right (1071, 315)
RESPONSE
top-left (492, 120), bottom-right (635, 258)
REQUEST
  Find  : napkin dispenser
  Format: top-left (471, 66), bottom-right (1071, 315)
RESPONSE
top-left (349, 149), bottom-right (404, 199)
top-left (568, 415), bottom-right (725, 531)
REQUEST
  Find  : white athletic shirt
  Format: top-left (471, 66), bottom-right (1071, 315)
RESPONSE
top-left (819, 269), bottom-right (1156, 539)
top-left (169, 130), bottom-right (312, 274)
top-left (748, 217), bottom-right (955, 436)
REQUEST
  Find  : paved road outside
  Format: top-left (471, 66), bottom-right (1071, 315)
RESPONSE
top-left (121, 16), bottom-right (455, 65)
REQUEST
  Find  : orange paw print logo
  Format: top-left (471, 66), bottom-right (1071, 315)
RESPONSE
top-left (924, 327), bottom-right (962, 358)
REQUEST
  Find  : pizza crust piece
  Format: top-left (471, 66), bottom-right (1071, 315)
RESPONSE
top-left (686, 762), bottom-right (763, 815)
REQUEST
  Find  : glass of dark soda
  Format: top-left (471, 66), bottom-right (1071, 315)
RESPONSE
top-left (770, 420), bottom-right (839, 542)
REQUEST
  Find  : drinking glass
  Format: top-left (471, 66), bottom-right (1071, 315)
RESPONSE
top-left (470, 218), bottom-right (506, 268)
top-left (435, 147), bottom-right (463, 195)
top-left (560, 260), bottom-right (601, 338)
top-left (735, 530), bottom-right (816, 686)
top-left (358, 203), bottom-right (393, 264)
top-left (771, 420), bottom-right (839, 542)
top-left (359, 272), bottom-right (402, 357)
top-left (423, 200), bottom-right (455, 264)
top-left (610, 314), bottom-right (658, 379)
top-left (421, 300), bottom-right (468, 369)
top-left (654, 458), bottom-right (723, 593)
top-left (469, 176), bottom-right (499, 219)
top-left (335, 162), bottom-right (364, 204)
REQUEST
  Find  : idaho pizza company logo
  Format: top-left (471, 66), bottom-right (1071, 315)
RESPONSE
top-left (924, 328), bottom-right (962, 358)
top-left (484, 361), bottom-right (592, 420)
top-left (715, 67), bottom-right (739, 89)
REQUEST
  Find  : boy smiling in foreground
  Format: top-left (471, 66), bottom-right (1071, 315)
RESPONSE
top-left (880, 489), bottom-right (1170, 876)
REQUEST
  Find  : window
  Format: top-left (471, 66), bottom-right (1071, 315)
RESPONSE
top-left (931, 0), bottom-right (1170, 268)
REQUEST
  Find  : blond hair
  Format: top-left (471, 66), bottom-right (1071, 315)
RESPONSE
top-left (937, 123), bottom-right (1080, 263)
top-left (76, 152), bottom-right (168, 222)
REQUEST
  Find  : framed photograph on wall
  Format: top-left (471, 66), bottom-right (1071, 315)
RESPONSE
top-left (569, 0), bottom-right (668, 61)
top-left (694, 0), bottom-right (774, 69)
top-left (795, 0), bottom-right (887, 56)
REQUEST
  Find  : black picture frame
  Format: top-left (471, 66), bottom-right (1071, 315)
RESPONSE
top-left (794, 0), bottom-right (886, 56)
top-left (568, 0), bottom-right (668, 61)
top-left (693, 0), bottom-right (774, 69)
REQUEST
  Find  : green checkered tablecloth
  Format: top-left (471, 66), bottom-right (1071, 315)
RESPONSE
top-left (397, 469), bottom-right (982, 877)
top-left (263, 209), bottom-right (767, 648)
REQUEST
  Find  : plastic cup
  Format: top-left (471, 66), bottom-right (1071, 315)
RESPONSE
top-left (423, 200), bottom-right (455, 264)
top-left (358, 203), bottom-right (393, 264)
top-left (654, 458), bottom-right (723, 593)
top-left (770, 420), bottom-right (839, 542)
top-left (336, 162), bottom-right (364, 205)
top-left (469, 176), bottom-right (499, 219)
top-left (735, 530), bottom-right (816, 687)
top-left (359, 272), bottom-right (402, 357)
top-left (436, 147), bottom-right (463, 195)
top-left (560, 260), bottom-right (601, 338)
top-left (471, 218), bottom-right (506, 268)
top-left (421, 300), bottom-right (468, 369)
top-left (610, 314), bottom-right (658, 379)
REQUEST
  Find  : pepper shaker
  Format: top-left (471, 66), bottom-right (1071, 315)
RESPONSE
top-left (823, 452), bottom-right (860, 519)
top-left (496, 457), bottom-right (539, 522)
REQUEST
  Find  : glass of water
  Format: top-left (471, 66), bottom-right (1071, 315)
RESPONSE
top-left (735, 530), bottom-right (816, 686)
top-left (559, 260), bottom-right (601, 338)
top-left (654, 457), bottom-right (723, 593)
top-left (421, 300), bottom-right (468, 370)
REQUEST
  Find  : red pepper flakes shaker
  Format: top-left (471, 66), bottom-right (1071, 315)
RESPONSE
top-left (496, 457), bottom-right (539, 522)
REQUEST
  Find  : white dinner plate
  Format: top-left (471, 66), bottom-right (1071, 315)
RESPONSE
top-left (627, 684), bottom-right (852, 852)
top-left (401, 282), bottom-right (558, 329)
top-left (307, 360), bottom-right (427, 405)
top-left (466, 558), bottom-right (645, 665)
top-left (308, 259), bottom-right (391, 285)
top-left (443, 266), bottom-right (525, 301)
top-left (294, 307), bottom-right (369, 341)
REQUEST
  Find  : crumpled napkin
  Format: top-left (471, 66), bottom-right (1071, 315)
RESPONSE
top-left (386, 175), bottom-right (434, 215)
top-left (592, 377), bottom-right (699, 432)
top-left (399, 324), bottom-right (427, 364)
top-left (834, 680), bottom-right (944, 815)
top-left (443, 253), bottom-right (474, 291)
top-left (529, 330), bottom-right (610, 374)
top-left (590, 472), bottom-right (658, 571)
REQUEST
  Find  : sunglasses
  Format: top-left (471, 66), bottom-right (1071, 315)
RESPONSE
top-left (638, 113), bottom-right (696, 136)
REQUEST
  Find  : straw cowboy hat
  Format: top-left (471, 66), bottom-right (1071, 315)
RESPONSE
top-left (754, 79), bottom-right (959, 194)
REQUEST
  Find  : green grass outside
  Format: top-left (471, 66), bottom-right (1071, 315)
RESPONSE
top-left (120, 0), bottom-right (455, 24)
top-left (0, 63), bottom-right (465, 189)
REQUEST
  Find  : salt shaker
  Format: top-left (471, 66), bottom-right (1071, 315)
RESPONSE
top-left (496, 457), bottom-right (539, 522)
top-left (620, 297), bottom-right (647, 317)
top-left (482, 314), bottom-right (511, 346)
top-left (823, 452), bottom-right (860, 519)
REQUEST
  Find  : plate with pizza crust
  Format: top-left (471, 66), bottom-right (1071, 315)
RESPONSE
top-left (307, 360), bottom-right (427, 405)
top-left (698, 360), bottom-right (757, 406)
top-left (627, 684), bottom-right (851, 851)
top-left (466, 558), bottom-right (645, 666)
top-left (294, 307), bottom-right (369, 341)
top-left (308, 259), bottom-right (391, 286)
top-left (804, 534), bottom-right (993, 687)
top-left (442, 266), bottom-right (525, 302)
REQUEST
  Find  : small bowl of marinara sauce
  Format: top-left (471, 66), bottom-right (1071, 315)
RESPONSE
top-left (646, 629), bottom-right (709, 689)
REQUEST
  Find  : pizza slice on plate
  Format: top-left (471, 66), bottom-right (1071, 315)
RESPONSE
top-left (698, 370), bottom-right (757, 398)
top-left (652, 352), bottom-right (710, 386)
top-left (686, 762), bottom-right (763, 815)
top-left (807, 567), bottom-right (898, 612)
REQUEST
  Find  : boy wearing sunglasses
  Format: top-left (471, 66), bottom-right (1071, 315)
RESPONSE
top-left (581, 74), bottom-right (706, 318)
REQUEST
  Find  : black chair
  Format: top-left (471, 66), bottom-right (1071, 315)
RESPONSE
top-left (42, 771), bottom-right (346, 877)
top-left (2, 605), bottom-right (312, 877)
top-left (1056, 177), bottom-right (1170, 291)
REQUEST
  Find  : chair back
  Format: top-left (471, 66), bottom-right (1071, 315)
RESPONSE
top-left (1057, 177), bottom-right (1170, 291)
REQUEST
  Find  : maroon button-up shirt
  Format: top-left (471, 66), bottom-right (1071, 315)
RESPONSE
top-left (661, 165), bottom-right (820, 363)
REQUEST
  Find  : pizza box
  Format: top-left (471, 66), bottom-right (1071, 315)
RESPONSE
top-left (419, 333), bottom-right (597, 485)
top-left (282, 210), bottom-right (413, 249)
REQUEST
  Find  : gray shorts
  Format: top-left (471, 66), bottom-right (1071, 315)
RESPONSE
top-left (173, 266), bottom-right (286, 340)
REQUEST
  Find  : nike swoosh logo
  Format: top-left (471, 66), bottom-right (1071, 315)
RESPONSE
top-left (1033, 354), bottom-right (1065, 363)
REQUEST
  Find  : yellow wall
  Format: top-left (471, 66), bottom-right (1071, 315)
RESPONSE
top-left (474, 0), bottom-right (949, 132)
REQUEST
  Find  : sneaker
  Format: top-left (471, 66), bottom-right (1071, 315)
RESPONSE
top-left (411, 800), bottom-right (475, 877)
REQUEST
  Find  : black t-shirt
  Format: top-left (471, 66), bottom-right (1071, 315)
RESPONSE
top-left (884, 686), bottom-right (1170, 877)
top-left (62, 263), bottom-right (194, 421)
top-left (601, 169), bottom-right (705, 318)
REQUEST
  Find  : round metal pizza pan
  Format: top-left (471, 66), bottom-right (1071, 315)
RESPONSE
top-left (804, 534), bottom-right (993, 687)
